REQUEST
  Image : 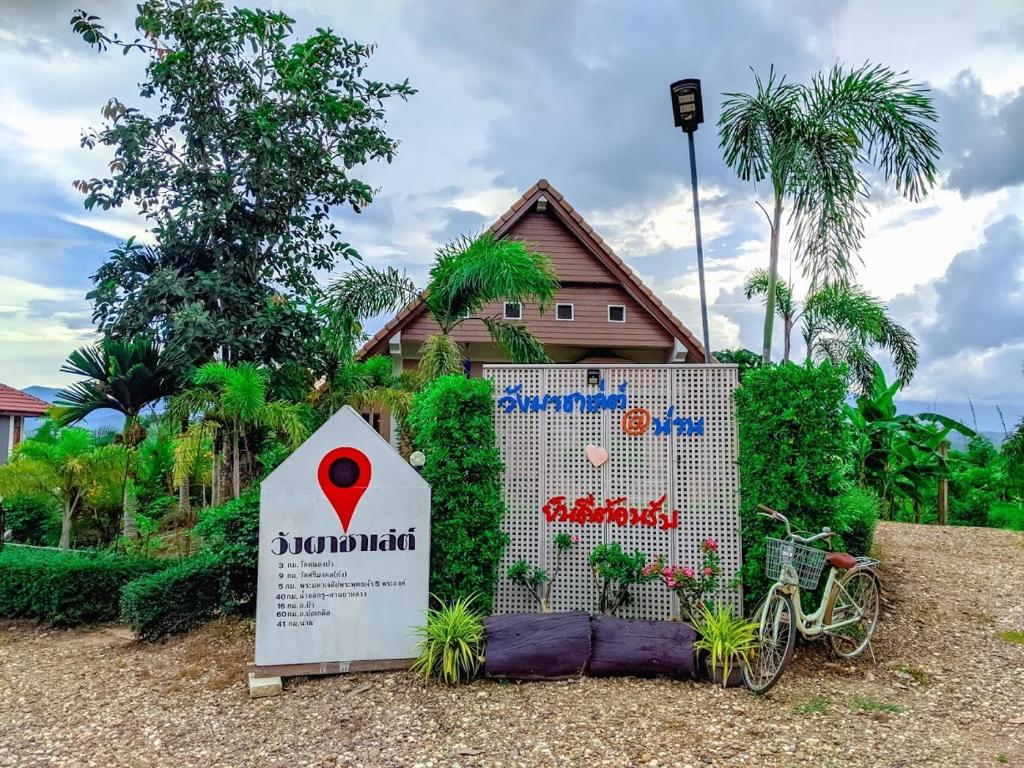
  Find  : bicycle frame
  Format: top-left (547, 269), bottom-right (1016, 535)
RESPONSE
top-left (764, 564), bottom-right (868, 638)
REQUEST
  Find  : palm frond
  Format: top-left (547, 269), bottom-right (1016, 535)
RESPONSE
top-left (173, 422), bottom-right (216, 489)
top-left (418, 334), bottom-right (465, 380)
top-left (260, 401), bottom-right (310, 450)
top-left (326, 265), bottom-right (420, 320)
top-left (350, 387), bottom-right (414, 418)
top-left (427, 233), bottom-right (559, 324)
top-left (742, 268), bottom-right (795, 320)
top-left (482, 318), bottom-right (552, 364)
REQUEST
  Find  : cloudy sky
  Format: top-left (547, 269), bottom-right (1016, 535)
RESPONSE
top-left (1, 0), bottom-right (1022, 428)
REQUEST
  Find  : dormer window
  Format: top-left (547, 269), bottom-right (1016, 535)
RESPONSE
top-left (556, 303), bottom-right (574, 321)
top-left (503, 302), bottom-right (522, 319)
top-left (608, 305), bottom-right (626, 323)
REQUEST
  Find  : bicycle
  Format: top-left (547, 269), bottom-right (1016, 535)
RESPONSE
top-left (742, 504), bottom-right (881, 694)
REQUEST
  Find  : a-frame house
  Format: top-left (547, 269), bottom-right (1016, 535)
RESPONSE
top-left (358, 179), bottom-right (708, 378)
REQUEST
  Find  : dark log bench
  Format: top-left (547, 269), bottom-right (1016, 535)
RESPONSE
top-left (588, 615), bottom-right (697, 679)
top-left (483, 611), bottom-right (591, 679)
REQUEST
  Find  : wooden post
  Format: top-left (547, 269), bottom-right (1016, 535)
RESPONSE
top-left (937, 441), bottom-right (949, 525)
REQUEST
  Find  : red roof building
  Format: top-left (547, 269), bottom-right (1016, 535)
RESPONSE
top-left (0, 383), bottom-right (49, 465)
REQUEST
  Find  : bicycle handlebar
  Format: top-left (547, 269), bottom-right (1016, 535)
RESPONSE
top-left (756, 504), bottom-right (832, 544)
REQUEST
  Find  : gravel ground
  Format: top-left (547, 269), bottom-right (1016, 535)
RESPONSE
top-left (0, 521), bottom-right (1022, 768)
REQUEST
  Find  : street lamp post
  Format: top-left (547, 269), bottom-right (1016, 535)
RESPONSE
top-left (669, 78), bottom-right (712, 364)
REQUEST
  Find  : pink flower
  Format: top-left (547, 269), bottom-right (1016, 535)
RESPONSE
top-left (683, 567), bottom-right (695, 579)
top-left (703, 567), bottom-right (714, 577)
top-left (703, 537), bottom-right (718, 552)
top-left (571, 535), bottom-right (580, 544)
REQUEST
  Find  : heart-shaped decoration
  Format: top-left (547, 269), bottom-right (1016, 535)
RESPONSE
top-left (585, 444), bottom-right (609, 467)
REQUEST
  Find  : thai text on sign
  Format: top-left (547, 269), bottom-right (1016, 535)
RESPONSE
top-left (543, 493), bottom-right (679, 531)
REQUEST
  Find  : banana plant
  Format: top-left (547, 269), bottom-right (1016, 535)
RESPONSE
top-left (846, 362), bottom-right (973, 516)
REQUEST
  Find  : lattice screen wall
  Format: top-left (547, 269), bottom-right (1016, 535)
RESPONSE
top-left (485, 364), bottom-right (742, 617)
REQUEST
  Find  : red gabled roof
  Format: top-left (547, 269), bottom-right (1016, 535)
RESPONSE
top-left (0, 383), bottom-right (49, 417)
top-left (357, 179), bottom-right (707, 362)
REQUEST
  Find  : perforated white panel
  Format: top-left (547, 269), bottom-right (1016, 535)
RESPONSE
top-left (486, 365), bottom-right (742, 617)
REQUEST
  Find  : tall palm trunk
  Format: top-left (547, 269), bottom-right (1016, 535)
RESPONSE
top-left (761, 196), bottom-right (783, 364)
top-left (59, 500), bottom-right (73, 550)
top-left (231, 425), bottom-right (241, 500)
top-left (782, 314), bottom-right (793, 362)
top-left (120, 413), bottom-right (139, 539)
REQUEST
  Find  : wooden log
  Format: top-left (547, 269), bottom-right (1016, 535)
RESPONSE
top-left (483, 611), bottom-right (591, 680)
top-left (589, 616), bottom-right (697, 679)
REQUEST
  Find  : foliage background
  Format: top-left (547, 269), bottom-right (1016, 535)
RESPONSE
top-left (408, 375), bottom-right (508, 613)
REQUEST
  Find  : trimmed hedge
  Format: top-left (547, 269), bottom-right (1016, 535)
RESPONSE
top-left (834, 486), bottom-right (879, 558)
top-left (735, 362), bottom-right (852, 609)
top-left (408, 375), bottom-right (508, 613)
top-left (120, 552), bottom-right (226, 640)
top-left (0, 545), bottom-right (162, 625)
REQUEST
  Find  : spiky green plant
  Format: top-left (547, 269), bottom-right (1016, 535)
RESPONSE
top-left (328, 232), bottom-right (558, 378)
top-left (691, 602), bottom-right (759, 688)
top-left (410, 595), bottom-right (484, 685)
top-left (54, 336), bottom-right (181, 537)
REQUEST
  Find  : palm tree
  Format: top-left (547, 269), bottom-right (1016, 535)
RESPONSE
top-left (744, 269), bottom-right (918, 392)
top-left (55, 336), bottom-right (181, 537)
top-left (719, 63), bottom-right (940, 363)
top-left (169, 362), bottom-right (309, 503)
top-left (0, 425), bottom-right (124, 549)
top-left (327, 233), bottom-right (559, 378)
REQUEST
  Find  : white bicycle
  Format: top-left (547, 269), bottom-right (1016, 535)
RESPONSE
top-left (743, 504), bottom-right (881, 694)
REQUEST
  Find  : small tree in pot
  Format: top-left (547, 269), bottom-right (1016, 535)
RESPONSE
top-left (507, 532), bottom-right (578, 612)
top-left (588, 542), bottom-right (656, 616)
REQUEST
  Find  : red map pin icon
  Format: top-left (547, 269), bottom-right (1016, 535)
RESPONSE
top-left (317, 447), bottom-right (372, 533)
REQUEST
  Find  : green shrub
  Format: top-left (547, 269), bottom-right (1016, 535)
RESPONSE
top-left (411, 595), bottom-right (484, 684)
top-left (0, 545), bottom-right (162, 625)
top-left (587, 542), bottom-right (655, 615)
top-left (735, 362), bottom-right (851, 609)
top-left (120, 552), bottom-right (225, 640)
top-left (193, 488), bottom-right (260, 613)
top-left (1, 493), bottom-right (61, 546)
top-left (833, 486), bottom-right (879, 557)
top-left (408, 375), bottom-right (507, 613)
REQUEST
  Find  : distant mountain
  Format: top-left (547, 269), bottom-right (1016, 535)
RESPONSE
top-left (22, 386), bottom-right (125, 435)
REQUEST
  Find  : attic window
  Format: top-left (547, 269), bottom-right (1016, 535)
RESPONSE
top-left (608, 305), bottom-right (626, 323)
top-left (556, 303), bottom-right (574, 321)
top-left (503, 302), bottom-right (522, 320)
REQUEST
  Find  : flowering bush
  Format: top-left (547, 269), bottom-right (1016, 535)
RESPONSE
top-left (645, 537), bottom-right (721, 621)
top-left (507, 532), bottom-right (578, 612)
top-left (588, 542), bottom-right (657, 615)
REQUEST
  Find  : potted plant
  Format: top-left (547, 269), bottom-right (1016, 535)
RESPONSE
top-left (691, 602), bottom-right (758, 688)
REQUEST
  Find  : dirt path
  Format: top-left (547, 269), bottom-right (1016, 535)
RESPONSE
top-left (0, 522), bottom-right (1021, 768)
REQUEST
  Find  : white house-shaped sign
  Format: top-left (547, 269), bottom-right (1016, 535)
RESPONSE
top-left (255, 406), bottom-right (430, 671)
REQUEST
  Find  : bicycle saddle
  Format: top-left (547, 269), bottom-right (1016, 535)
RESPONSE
top-left (825, 551), bottom-right (857, 570)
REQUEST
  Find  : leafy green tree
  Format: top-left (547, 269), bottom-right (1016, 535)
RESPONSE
top-left (55, 337), bottom-right (180, 537)
top-left (719, 63), bottom-right (939, 363)
top-left (0, 426), bottom-right (124, 549)
top-left (168, 362), bottom-right (310, 503)
top-left (712, 348), bottom-right (762, 382)
top-left (744, 270), bottom-right (918, 391)
top-left (71, 2), bottom-right (414, 368)
top-left (328, 233), bottom-right (559, 378)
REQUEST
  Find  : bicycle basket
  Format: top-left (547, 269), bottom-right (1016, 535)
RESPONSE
top-left (764, 538), bottom-right (826, 589)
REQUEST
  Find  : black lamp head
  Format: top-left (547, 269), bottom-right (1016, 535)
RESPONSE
top-left (670, 78), bottom-right (704, 133)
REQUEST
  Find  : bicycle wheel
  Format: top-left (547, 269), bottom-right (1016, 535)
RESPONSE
top-left (743, 590), bottom-right (796, 694)
top-left (825, 569), bottom-right (880, 658)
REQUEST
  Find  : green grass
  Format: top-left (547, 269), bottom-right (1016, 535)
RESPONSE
top-left (894, 663), bottom-right (931, 685)
top-left (988, 501), bottom-right (1024, 531)
top-left (851, 697), bottom-right (903, 714)
top-left (995, 754), bottom-right (1008, 764)
top-left (794, 695), bottom-right (830, 715)
top-left (998, 629), bottom-right (1024, 645)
